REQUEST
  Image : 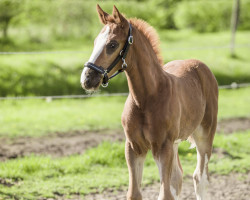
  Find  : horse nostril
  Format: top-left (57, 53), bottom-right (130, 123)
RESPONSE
top-left (86, 79), bottom-right (90, 85)
top-left (85, 76), bottom-right (91, 87)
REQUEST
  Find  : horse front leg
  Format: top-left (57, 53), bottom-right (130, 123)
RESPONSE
top-left (125, 140), bottom-right (147, 200)
top-left (153, 139), bottom-right (178, 200)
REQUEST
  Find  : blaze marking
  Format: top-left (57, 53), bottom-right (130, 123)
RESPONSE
top-left (80, 25), bottom-right (110, 84)
top-left (88, 26), bottom-right (110, 63)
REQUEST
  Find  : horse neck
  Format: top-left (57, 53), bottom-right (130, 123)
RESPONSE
top-left (125, 27), bottom-right (168, 108)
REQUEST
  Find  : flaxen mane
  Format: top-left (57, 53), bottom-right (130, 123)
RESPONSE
top-left (129, 18), bottom-right (163, 66)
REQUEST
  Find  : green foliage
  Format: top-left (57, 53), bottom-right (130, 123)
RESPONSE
top-left (152, 0), bottom-right (184, 29)
top-left (238, 1), bottom-right (250, 30)
top-left (0, 30), bottom-right (250, 97)
top-left (174, 0), bottom-right (250, 32)
top-left (0, 1), bottom-right (250, 97)
top-left (0, 53), bottom-right (128, 96)
top-left (0, 0), bottom-right (23, 38)
top-left (0, 59), bottom-right (83, 96)
top-left (174, 1), bottom-right (232, 32)
top-left (1, 0), bottom-right (250, 44)
top-left (0, 131), bottom-right (249, 199)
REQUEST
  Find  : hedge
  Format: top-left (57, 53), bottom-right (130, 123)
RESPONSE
top-left (174, 0), bottom-right (250, 32)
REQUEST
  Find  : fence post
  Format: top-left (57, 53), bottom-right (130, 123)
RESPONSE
top-left (230, 0), bottom-right (240, 57)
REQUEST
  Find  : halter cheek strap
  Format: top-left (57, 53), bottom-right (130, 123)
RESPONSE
top-left (84, 23), bottom-right (133, 87)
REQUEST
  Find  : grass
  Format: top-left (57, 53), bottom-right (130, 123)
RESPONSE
top-left (0, 30), bottom-right (249, 97)
top-left (0, 29), bottom-right (249, 199)
top-left (218, 87), bottom-right (250, 119)
top-left (0, 96), bottom-right (125, 137)
top-left (159, 30), bottom-right (250, 85)
top-left (0, 130), bottom-right (249, 200)
top-left (0, 87), bottom-right (249, 137)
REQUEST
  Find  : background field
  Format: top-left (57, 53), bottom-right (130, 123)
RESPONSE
top-left (0, 0), bottom-right (250, 199)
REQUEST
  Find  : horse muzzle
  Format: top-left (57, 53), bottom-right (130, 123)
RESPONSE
top-left (80, 67), bottom-right (102, 91)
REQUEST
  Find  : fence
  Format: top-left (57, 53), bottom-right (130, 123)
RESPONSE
top-left (0, 42), bottom-right (249, 101)
top-left (1, 43), bottom-right (250, 55)
top-left (0, 82), bottom-right (249, 101)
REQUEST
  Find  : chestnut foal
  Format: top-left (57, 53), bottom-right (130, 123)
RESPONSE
top-left (81, 5), bottom-right (218, 200)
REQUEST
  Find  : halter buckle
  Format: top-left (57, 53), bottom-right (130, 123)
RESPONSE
top-left (128, 36), bottom-right (133, 44)
top-left (122, 58), bottom-right (127, 69)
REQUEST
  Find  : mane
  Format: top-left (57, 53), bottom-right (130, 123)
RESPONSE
top-left (128, 18), bottom-right (163, 66)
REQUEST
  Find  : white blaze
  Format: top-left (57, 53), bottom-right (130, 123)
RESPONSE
top-left (80, 26), bottom-right (110, 84)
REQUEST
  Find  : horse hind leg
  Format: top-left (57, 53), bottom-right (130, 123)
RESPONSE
top-left (192, 123), bottom-right (216, 200)
top-left (169, 141), bottom-right (183, 200)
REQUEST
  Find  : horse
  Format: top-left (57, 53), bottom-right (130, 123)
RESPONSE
top-left (80, 5), bottom-right (218, 200)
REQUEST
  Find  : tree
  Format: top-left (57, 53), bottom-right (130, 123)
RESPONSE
top-left (0, 0), bottom-right (23, 38)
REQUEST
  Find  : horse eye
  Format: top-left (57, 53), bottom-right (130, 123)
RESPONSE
top-left (106, 40), bottom-right (119, 54)
top-left (109, 42), bottom-right (118, 49)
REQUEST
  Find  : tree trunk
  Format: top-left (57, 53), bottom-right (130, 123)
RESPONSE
top-left (3, 18), bottom-right (10, 39)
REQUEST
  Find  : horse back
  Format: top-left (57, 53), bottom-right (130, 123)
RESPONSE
top-left (163, 59), bottom-right (218, 138)
top-left (163, 59), bottom-right (218, 100)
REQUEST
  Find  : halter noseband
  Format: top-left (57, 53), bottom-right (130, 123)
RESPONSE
top-left (84, 23), bottom-right (133, 87)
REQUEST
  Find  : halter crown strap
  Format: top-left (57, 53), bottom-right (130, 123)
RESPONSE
top-left (84, 23), bottom-right (133, 87)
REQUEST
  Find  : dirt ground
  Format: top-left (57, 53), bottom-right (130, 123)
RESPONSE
top-left (0, 117), bottom-right (250, 161)
top-left (0, 117), bottom-right (249, 200)
top-left (84, 173), bottom-right (250, 200)
top-left (0, 129), bottom-right (124, 161)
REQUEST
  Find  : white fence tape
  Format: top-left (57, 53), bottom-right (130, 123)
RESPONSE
top-left (0, 83), bottom-right (249, 101)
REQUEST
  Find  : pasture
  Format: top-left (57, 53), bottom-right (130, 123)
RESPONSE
top-left (1, 1), bottom-right (250, 198)
top-left (0, 87), bottom-right (250, 199)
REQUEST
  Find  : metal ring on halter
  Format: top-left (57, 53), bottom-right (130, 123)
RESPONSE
top-left (128, 36), bottom-right (133, 44)
top-left (102, 82), bottom-right (109, 87)
top-left (119, 50), bottom-right (124, 56)
top-left (101, 70), bottom-right (109, 88)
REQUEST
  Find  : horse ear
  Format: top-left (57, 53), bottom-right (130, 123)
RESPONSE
top-left (96, 4), bottom-right (109, 25)
top-left (112, 5), bottom-right (126, 25)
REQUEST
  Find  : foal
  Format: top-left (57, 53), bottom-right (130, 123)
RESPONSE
top-left (81, 5), bottom-right (218, 200)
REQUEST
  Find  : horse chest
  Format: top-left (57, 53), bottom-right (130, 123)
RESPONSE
top-left (122, 106), bottom-right (169, 148)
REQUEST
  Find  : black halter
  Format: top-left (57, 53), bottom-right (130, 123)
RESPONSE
top-left (84, 23), bottom-right (133, 87)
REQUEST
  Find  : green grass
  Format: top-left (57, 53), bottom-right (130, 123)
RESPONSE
top-left (0, 130), bottom-right (249, 200)
top-left (0, 87), bottom-right (249, 137)
top-left (218, 87), bottom-right (250, 119)
top-left (159, 30), bottom-right (250, 85)
top-left (0, 96), bottom-right (125, 137)
top-left (0, 30), bottom-right (249, 97)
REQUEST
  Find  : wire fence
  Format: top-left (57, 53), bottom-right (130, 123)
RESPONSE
top-left (0, 82), bottom-right (249, 101)
top-left (0, 44), bottom-right (250, 55)
top-left (0, 41), bottom-right (249, 100)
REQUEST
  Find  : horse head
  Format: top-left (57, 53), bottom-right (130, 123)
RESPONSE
top-left (81, 5), bottom-right (131, 91)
